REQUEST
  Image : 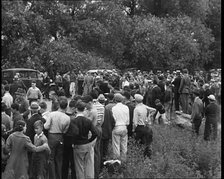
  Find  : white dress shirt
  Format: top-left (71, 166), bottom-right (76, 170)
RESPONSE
top-left (112, 103), bottom-right (129, 126)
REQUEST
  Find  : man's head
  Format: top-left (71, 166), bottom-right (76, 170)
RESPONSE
top-left (4, 85), bottom-right (10, 92)
top-left (11, 103), bottom-right (20, 113)
top-left (39, 101), bottom-right (47, 114)
top-left (97, 94), bottom-right (106, 104)
top-left (123, 91), bottom-right (131, 101)
top-left (76, 101), bottom-right (86, 112)
top-left (34, 120), bottom-right (44, 135)
top-left (107, 93), bottom-right (114, 102)
top-left (134, 94), bottom-right (143, 103)
top-left (193, 89), bottom-right (200, 98)
top-left (58, 96), bottom-right (68, 110)
top-left (208, 94), bottom-right (216, 102)
top-left (183, 69), bottom-right (189, 74)
top-left (66, 100), bottom-right (77, 115)
top-left (82, 95), bottom-right (93, 109)
top-left (31, 80), bottom-right (36, 88)
top-left (114, 93), bottom-right (124, 103)
top-left (29, 101), bottom-right (41, 113)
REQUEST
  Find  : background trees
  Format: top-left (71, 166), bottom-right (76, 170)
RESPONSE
top-left (1, 0), bottom-right (221, 73)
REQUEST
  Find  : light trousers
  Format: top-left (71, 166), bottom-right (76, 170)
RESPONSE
top-left (112, 126), bottom-right (128, 162)
top-left (73, 139), bottom-right (96, 179)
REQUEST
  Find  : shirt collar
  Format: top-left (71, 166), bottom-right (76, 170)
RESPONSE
top-left (35, 132), bottom-right (43, 139)
top-left (76, 113), bottom-right (85, 117)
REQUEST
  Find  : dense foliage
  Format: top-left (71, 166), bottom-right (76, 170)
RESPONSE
top-left (1, 0), bottom-right (221, 73)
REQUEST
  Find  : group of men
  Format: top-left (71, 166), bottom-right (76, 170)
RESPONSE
top-left (1, 67), bottom-right (221, 179)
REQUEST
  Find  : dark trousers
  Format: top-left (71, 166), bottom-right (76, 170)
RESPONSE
top-left (204, 118), bottom-right (218, 141)
top-left (135, 125), bottom-right (153, 158)
top-left (180, 93), bottom-right (189, 114)
top-left (174, 92), bottom-right (180, 111)
top-left (192, 117), bottom-right (202, 135)
top-left (44, 85), bottom-right (50, 99)
top-left (94, 126), bottom-right (102, 178)
top-left (48, 133), bottom-right (64, 179)
top-left (100, 139), bottom-right (110, 168)
top-left (62, 143), bottom-right (76, 179)
top-left (5, 108), bottom-right (11, 117)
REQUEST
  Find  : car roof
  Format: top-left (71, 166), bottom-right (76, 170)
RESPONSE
top-left (2, 68), bottom-right (39, 72)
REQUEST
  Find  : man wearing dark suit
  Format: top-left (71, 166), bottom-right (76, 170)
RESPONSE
top-left (101, 93), bottom-right (115, 167)
top-left (25, 102), bottom-right (46, 176)
top-left (178, 69), bottom-right (191, 114)
top-left (151, 80), bottom-right (161, 108)
top-left (123, 91), bottom-right (135, 137)
top-left (172, 70), bottom-right (182, 111)
top-left (204, 95), bottom-right (219, 141)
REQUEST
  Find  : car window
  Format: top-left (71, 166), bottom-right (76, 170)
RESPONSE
top-left (29, 71), bottom-right (37, 78)
top-left (3, 72), bottom-right (13, 78)
top-left (19, 71), bottom-right (29, 78)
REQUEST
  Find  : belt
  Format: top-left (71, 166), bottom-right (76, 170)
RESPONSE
top-left (48, 133), bottom-right (63, 135)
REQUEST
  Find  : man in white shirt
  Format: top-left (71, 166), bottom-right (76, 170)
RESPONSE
top-left (133, 94), bottom-right (156, 159)
top-left (44, 96), bottom-right (70, 179)
top-left (2, 85), bottom-right (13, 117)
top-left (111, 93), bottom-right (129, 162)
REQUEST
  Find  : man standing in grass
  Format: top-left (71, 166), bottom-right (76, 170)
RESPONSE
top-left (111, 93), bottom-right (129, 163)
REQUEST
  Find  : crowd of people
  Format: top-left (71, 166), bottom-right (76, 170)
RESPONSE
top-left (1, 67), bottom-right (221, 179)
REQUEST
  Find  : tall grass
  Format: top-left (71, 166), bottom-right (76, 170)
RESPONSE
top-left (103, 122), bottom-right (221, 178)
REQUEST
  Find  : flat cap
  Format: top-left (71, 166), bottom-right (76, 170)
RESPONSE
top-left (114, 93), bottom-right (124, 102)
top-left (134, 94), bottom-right (143, 102)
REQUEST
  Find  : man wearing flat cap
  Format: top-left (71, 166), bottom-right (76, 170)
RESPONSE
top-left (111, 93), bottom-right (129, 163)
top-left (133, 94), bottom-right (156, 158)
top-left (191, 89), bottom-right (204, 136)
top-left (204, 95), bottom-right (219, 141)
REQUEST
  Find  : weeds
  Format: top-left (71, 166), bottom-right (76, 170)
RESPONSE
top-left (103, 122), bottom-right (221, 178)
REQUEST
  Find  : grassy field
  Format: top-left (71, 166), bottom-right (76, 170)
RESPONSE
top-left (102, 122), bottom-right (221, 179)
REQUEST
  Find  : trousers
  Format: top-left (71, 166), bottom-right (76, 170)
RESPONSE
top-left (112, 126), bottom-right (128, 162)
top-left (180, 93), bottom-right (189, 114)
top-left (73, 140), bottom-right (96, 179)
top-left (48, 133), bottom-right (64, 179)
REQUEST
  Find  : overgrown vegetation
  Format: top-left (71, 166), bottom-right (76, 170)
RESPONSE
top-left (2, 0), bottom-right (221, 73)
top-left (102, 122), bottom-right (221, 178)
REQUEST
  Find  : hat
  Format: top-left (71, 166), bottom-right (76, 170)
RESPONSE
top-left (29, 102), bottom-right (41, 110)
top-left (114, 93), bottom-right (124, 102)
top-left (193, 89), bottom-right (200, 96)
top-left (176, 70), bottom-right (181, 74)
top-left (15, 88), bottom-right (26, 96)
top-left (155, 99), bottom-right (161, 104)
top-left (134, 94), bottom-right (143, 102)
top-left (208, 94), bottom-right (216, 101)
top-left (97, 94), bottom-right (106, 102)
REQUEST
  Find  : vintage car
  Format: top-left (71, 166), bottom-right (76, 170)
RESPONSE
top-left (2, 68), bottom-right (42, 90)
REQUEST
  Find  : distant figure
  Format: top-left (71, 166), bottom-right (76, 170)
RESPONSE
top-left (204, 95), bottom-right (219, 141)
top-left (179, 69), bottom-right (191, 114)
top-left (83, 72), bottom-right (94, 96)
top-left (191, 90), bottom-right (204, 136)
top-left (2, 85), bottom-right (13, 117)
top-left (26, 81), bottom-right (43, 105)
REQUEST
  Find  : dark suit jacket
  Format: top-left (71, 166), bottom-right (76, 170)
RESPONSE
top-left (126, 101), bottom-right (135, 137)
top-left (179, 75), bottom-right (191, 94)
top-left (25, 113), bottom-right (45, 143)
top-left (151, 85), bottom-right (161, 107)
top-left (102, 102), bottom-right (116, 140)
top-left (172, 76), bottom-right (182, 93)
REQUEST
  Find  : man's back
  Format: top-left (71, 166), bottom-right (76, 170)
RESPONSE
top-left (73, 115), bottom-right (97, 145)
top-left (45, 110), bottom-right (70, 134)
